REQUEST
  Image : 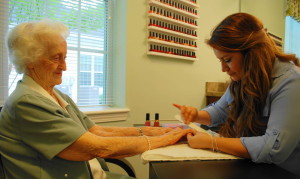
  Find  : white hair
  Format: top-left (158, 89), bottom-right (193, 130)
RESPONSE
top-left (6, 19), bottom-right (70, 74)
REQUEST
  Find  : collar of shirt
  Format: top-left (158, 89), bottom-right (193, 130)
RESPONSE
top-left (272, 58), bottom-right (294, 79)
top-left (21, 75), bottom-right (69, 110)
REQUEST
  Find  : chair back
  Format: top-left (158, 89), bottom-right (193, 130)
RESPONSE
top-left (0, 154), bottom-right (5, 178)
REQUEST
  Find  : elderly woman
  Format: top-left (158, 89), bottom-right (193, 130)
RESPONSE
top-left (0, 19), bottom-right (193, 179)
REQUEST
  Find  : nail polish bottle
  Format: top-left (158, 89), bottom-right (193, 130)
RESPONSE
top-left (149, 6), bottom-right (153, 13)
top-left (154, 113), bottom-right (160, 127)
top-left (145, 113), bottom-right (151, 126)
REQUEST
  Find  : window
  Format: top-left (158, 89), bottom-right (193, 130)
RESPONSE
top-left (284, 16), bottom-right (300, 58)
top-left (0, 0), bottom-right (113, 107)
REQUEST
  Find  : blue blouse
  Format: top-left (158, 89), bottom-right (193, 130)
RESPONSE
top-left (204, 59), bottom-right (300, 175)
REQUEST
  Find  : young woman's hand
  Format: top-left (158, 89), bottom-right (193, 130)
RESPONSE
top-left (173, 104), bottom-right (199, 124)
top-left (187, 132), bottom-right (212, 149)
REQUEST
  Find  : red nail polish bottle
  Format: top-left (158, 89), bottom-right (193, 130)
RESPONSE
top-left (154, 113), bottom-right (160, 127)
top-left (145, 113), bottom-right (151, 126)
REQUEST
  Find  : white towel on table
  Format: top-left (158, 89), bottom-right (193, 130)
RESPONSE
top-left (141, 144), bottom-right (241, 163)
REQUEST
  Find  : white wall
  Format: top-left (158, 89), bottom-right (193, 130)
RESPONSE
top-left (240, 0), bottom-right (285, 38)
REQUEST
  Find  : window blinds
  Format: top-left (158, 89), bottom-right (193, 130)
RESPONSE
top-left (0, 0), bottom-right (113, 107)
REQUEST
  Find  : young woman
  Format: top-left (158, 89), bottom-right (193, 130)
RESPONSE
top-left (174, 13), bottom-right (300, 175)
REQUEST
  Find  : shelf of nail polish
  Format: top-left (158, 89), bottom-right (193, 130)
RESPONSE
top-left (149, 0), bottom-right (198, 19)
top-left (148, 31), bottom-right (197, 50)
top-left (149, 31), bottom-right (198, 45)
top-left (148, 0), bottom-right (198, 61)
top-left (148, 10), bottom-right (198, 29)
top-left (148, 23), bottom-right (197, 40)
top-left (148, 44), bottom-right (197, 61)
top-left (148, 38), bottom-right (197, 50)
top-left (148, 51), bottom-right (197, 61)
top-left (179, 0), bottom-right (199, 8)
top-left (148, 5), bottom-right (198, 27)
top-left (154, 0), bottom-right (199, 8)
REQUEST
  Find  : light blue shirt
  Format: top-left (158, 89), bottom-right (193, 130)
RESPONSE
top-left (204, 59), bottom-right (300, 175)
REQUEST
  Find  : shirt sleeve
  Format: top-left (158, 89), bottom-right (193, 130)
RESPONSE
top-left (14, 94), bottom-right (88, 160)
top-left (67, 99), bottom-right (95, 130)
top-left (56, 90), bottom-right (95, 130)
top-left (203, 86), bottom-right (232, 127)
top-left (241, 75), bottom-right (300, 164)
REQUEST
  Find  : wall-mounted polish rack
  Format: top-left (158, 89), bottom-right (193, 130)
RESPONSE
top-left (147, 0), bottom-right (199, 61)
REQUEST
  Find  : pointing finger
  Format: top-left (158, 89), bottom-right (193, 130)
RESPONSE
top-left (173, 104), bottom-right (182, 110)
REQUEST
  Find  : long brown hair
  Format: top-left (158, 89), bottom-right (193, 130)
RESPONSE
top-left (206, 13), bottom-right (299, 137)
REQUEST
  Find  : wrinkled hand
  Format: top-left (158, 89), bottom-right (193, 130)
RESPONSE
top-left (173, 104), bottom-right (198, 124)
top-left (187, 132), bottom-right (212, 149)
top-left (142, 126), bottom-right (173, 136)
top-left (163, 128), bottom-right (196, 146)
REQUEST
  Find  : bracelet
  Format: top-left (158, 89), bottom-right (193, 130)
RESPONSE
top-left (210, 136), bottom-right (219, 152)
top-left (144, 135), bottom-right (151, 150)
top-left (213, 137), bottom-right (219, 152)
top-left (210, 135), bottom-right (215, 152)
top-left (138, 128), bottom-right (143, 136)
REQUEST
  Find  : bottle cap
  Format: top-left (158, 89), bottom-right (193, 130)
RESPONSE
top-left (146, 113), bottom-right (150, 121)
top-left (155, 113), bottom-right (159, 120)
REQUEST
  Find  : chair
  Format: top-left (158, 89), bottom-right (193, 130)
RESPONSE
top-left (97, 158), bottom-right (136, 179)
top-left (0, 106), bottom-right (136, 178)
top-left (0, 155), bottom-right (135, 179)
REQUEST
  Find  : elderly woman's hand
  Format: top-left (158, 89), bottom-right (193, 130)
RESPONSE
top-left (146, 128), bottom-right (196, 150)
top-left (141, 126), bottom-right (173, 136)
top-left (160, 128), bottom-right (197, 146)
